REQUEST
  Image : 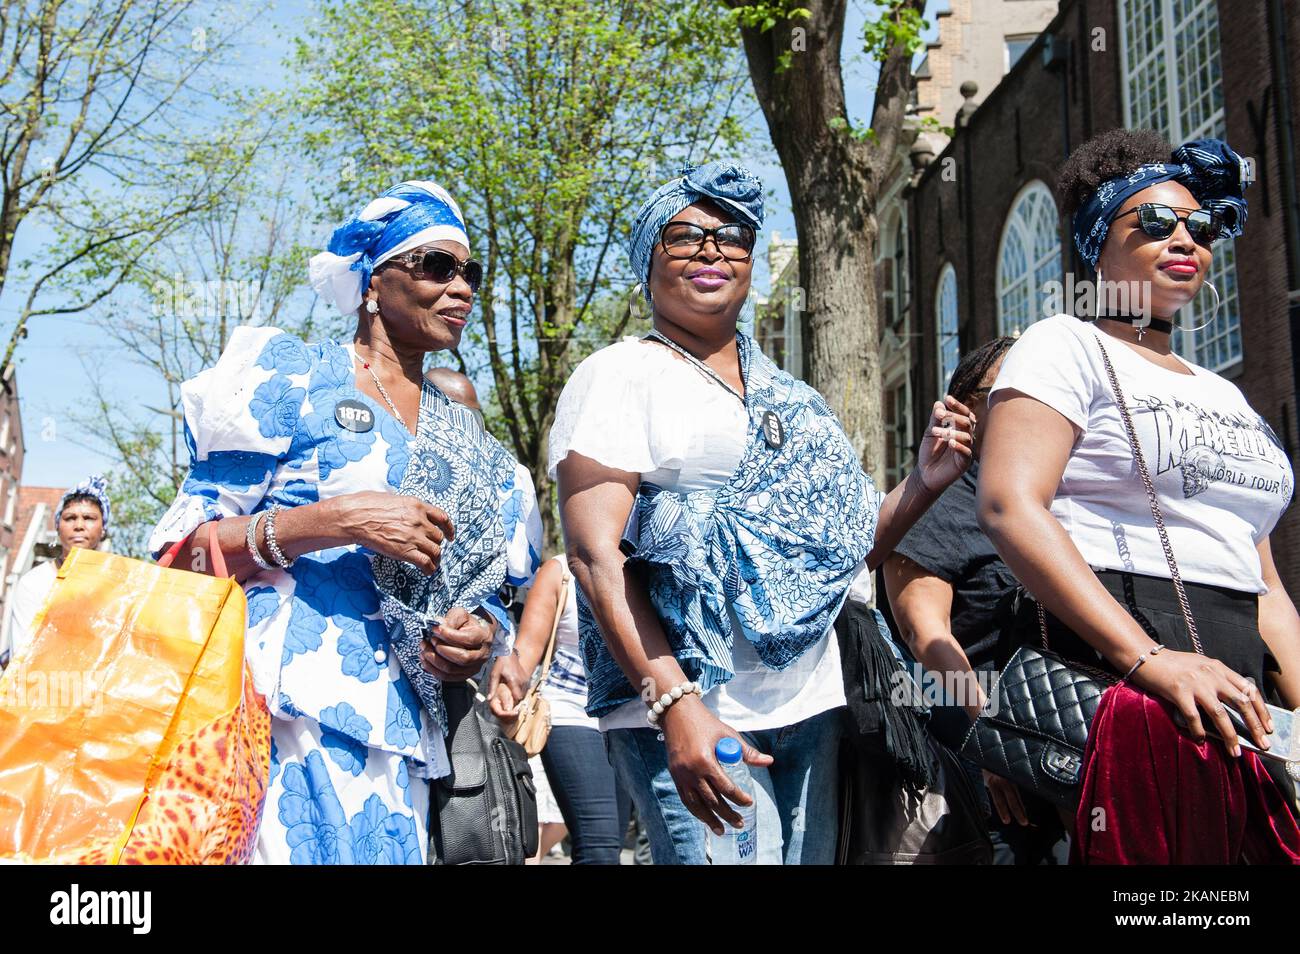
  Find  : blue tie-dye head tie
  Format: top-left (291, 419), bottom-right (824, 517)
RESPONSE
top-left (57, 473), bottom-right (110, 530)
top-left (627, 161), bottom-right (765, 302)
top-left (308, 180), bottom-right (469, 316)
top-left (1072, 138), bottom-right (1250, 269)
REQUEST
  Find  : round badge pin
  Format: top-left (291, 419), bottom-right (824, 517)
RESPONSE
top-left (761, 409), bottom-right (784, 449)
top-left (335, 398), bottom-right (375, 433)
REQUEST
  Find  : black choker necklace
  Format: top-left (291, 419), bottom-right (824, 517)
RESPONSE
top-left (1096, 314), bottom-right (1173, 340)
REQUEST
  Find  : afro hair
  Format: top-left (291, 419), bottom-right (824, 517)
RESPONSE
top-left (1056, 128), bottom-right (1173, 218)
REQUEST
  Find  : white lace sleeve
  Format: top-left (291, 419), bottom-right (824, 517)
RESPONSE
top-left (147, 326), bottom-right (310, 557)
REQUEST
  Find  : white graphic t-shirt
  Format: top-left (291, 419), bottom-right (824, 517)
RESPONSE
top-left (991, 315), bottom-right (1293, 594)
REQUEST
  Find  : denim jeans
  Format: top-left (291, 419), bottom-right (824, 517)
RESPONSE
top-left (540, 724), bottom-right (632, 865)
top-left (605, 707), bottom-right (844, 865)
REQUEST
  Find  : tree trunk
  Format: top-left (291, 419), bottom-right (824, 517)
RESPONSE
top-left (730, 0), bottom-right (922, 484)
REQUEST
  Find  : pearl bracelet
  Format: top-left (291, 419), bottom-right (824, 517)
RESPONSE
top-left (646, 680), bottom-right (704, 727)
top-left (245, 512), bottom-right (274, 571)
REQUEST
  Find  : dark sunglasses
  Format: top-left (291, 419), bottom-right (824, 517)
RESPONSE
top-left (388, 248), bottom-right (483, 292)
top-left (659, 221), bottom-right (756, 260)
top-left (1114, 203), bottom-right (1224, 247)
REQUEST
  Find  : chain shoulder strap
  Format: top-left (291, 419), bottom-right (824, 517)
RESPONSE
top-left (1093, 334), bottom-right (1205, 656)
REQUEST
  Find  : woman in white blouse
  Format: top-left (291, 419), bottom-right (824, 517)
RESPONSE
top-left (549, 162), bottom-right (974, 864)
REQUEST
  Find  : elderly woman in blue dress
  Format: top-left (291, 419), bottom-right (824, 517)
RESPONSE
top-left (551, 161), bottom-right (976, 864)
top-left (149, 180), bottom-right (539, 864)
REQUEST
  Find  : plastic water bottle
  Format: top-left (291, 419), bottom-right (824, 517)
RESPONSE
top-left (707, 737), bottom-right (757, 864)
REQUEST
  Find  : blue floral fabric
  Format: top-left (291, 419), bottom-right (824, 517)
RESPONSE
top-left (370, 387), bottom-right (518, 734)
top-left (149, 325), bottom-right (542, 864)
top-left (576, 333), bottom-right (879, 718)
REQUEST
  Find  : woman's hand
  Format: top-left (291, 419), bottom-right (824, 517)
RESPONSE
top-left (983, 770), bottom-right (1030, 826)
top-left (915, 395), bottom-right (975, 494)
top-left (659, 695), bottom-right (773, 835)
top-left (420, 606), bottom-right (494, 682)
top-left (337, 491), bottom-right (456, 574)
top-left (488, 651), bottom-right (532, 720)
top-left (1129, 649), bottom-right (1275, 755)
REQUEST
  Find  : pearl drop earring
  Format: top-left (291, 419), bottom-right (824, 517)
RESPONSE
top-left (365, 299), bottom-right (379, 315)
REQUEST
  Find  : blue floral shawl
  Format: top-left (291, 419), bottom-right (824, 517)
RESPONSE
top-left (577, 333), bottom-right (879, 718)
top-left (370, 384), bottom-right (515, 733)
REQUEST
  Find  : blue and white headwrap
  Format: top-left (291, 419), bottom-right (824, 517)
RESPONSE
top-left (627, 161), bottom-right (765, 302)
top-left (308, 180), bottom-right (470, 317)
top-left (57, 474), bottom-right (110, 530)
top-left (1072, 138), bottom-right (1251, 269)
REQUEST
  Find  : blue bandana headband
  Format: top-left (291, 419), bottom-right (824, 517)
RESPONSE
top-left (57, 474), bottom-right (110, 530)
top-left (309, 180), bottom-right (469, 317)
top-left (1072, 138), bottom-right (1250, 269)
top-left (627, 161), bottom-right (764, 302)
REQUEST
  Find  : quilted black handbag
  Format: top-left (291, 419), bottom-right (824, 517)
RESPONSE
top-left (961, 333), bottom-right (1207, 809)
top-left (959, 624), bottom-right (1115, 808)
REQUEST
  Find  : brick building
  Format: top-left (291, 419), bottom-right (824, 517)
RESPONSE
top-left (895, 0), bottom-right (1300, 592)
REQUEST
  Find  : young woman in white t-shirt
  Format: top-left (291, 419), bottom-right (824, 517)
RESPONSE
top-left (979, 130), bottom-right (1300, 832)
top-left (550, 162), bottom-right (975, 865)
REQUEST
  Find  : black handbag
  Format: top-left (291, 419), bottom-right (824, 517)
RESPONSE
top-left (960, 333), bottom-right (1208, 809)
top-left (837, 735), bottom-right (994, 865)
top-left (429, 680), bottom-right (539, 865)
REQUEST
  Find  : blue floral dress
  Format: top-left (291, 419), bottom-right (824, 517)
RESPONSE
top-left (148, 326), bottom-right (541, 864)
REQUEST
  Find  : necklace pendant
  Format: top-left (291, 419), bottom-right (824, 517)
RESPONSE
top-left (1135, 325), bottom-right (1146, 341)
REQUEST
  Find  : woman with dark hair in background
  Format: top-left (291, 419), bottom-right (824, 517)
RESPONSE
top-left (884, 338), bottom-right (1068, 864)
top-left (1, 475), bottom-right (111, 670)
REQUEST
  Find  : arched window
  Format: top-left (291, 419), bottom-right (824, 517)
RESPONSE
top-left (997, 181), bottom-right (1061, 336)
top-left (936, 264), bottom-right (960, 397)
top-left (1120, 0), bottom-right (1240, 370)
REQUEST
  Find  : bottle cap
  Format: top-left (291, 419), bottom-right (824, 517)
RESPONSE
top-left (715, 737), bottom-right (743, 764)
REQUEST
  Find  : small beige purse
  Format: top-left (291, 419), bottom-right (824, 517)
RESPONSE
top-left (507, 567), bottom-right (570, 758)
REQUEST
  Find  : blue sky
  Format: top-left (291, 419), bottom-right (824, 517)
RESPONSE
top-left (7, 1), bottom-right (944, 491)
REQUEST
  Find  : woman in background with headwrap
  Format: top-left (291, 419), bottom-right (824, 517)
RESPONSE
top-left (149, 180), bottom-right (537, 864)
top-left (550, 161), bottom-right (976, 864)
top-left (978, 130), bottom-right (1300, 862)
top-left (1, 475), bottom-right (110, 670)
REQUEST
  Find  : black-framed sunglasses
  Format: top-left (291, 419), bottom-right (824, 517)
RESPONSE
top-left (659, 221), bottom-right (757, 260)
top-left (1115, 203), bottom-right (1224, 247)
top-left (387, 247), bottom-right (484, 292)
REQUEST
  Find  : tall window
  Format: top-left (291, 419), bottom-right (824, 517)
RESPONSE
top-left (1120, 0), bottom-right (1240, 370)
top-left (997, 181), bottom-right (1061, 336)
top-left (877, 211), bottom-right (909, 329)
top-left (936, 264), bottom-right (960, 397)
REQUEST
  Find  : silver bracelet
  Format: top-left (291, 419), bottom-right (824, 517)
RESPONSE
top-left (1122, 643), bottom-right (1165, 682)
top-left (245, 511), bottom-right (274, 571)
top-left (264, 503), bottom-right (295, 569)
top-left (646, 681), bottom-right (703, 727)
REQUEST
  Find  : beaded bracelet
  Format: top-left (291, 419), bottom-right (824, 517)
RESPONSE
top-left (245, 511), bottom-right (274, 571)
top-left (646, 680), bottom-right (704, 727)
top-left (264, 503), bottom-right (295, 569)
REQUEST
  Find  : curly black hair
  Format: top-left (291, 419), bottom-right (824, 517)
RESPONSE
top-left (1055, 128), bottom-right (1173, 218)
